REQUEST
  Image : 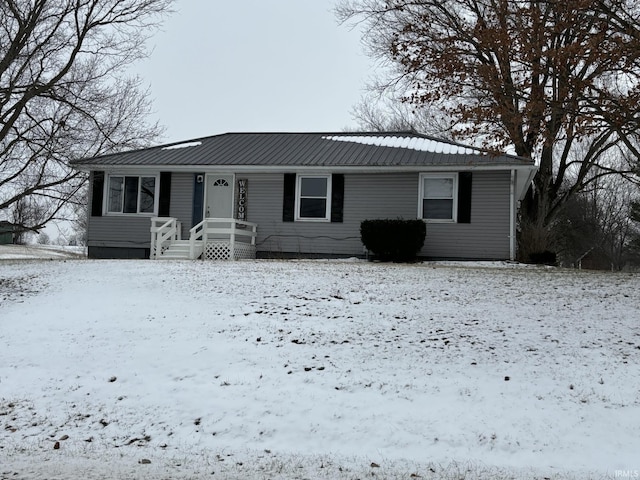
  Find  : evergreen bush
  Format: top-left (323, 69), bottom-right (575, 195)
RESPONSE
top-left (361, 219), bottom-right (426, 262)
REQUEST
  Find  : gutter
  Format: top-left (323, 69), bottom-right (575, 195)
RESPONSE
top-left (71, 163), bottom-right (536, 175)
top-left (510, 169), bottom-right (516, 261)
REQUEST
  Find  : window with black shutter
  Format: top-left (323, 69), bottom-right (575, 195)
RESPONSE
top-left (419, 172), bottom-right (472, 223)
top-left (283, 173), bottom-right (344, 223)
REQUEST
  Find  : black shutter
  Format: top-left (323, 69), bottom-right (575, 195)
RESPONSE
top-left (282, 173), bottom-right (296, 222)
top-left (330, 174), bottom-right (344, 223)
top-left (158, 172), bottom-right (172, 216)
top-left (457, 172), bottom-right (472, 223)
top-left (91, 171), bottom-right (104, 217)
top-left (192, 173), bottom-right (204, 226)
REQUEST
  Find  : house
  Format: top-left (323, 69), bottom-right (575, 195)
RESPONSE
top-left (71, 132), bottom-right (537, 261)
top-left (0, 221), bottom-right (16, 245)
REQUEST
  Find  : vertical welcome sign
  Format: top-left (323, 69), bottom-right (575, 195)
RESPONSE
top-left (236, 179), bottom-right (248, 221)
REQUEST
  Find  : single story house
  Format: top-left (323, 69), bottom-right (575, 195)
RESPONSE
top-left (71, 131), bottom-right (537, 261)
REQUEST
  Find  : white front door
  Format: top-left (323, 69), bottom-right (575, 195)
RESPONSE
top-left (205, 174), bottom-right (234, 218)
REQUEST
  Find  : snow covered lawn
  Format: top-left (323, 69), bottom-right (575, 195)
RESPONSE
top-left (1, 259), bottom-right (639, 479)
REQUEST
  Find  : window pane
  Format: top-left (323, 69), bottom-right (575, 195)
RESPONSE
top-left (123, 177), bottom-right (139, 213)
top-left (139, 177), bottom-right (156, 213)
top-left (108, 176), bottom-right (124, 213)
top-left (300, 177), bottom-right (327, 197)
top-left (423, 199), bottom-right (453, 220)
top-left (300, 198), bottom-right (327, 218)
top-left (424, 177), bottom-right (453, 198)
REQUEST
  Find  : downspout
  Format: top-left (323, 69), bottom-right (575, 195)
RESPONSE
top-left (509, 169), bottom-right (516, 261)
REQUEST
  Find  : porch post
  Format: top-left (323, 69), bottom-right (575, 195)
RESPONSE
top-left (202, 219), bottom-right (209, 259)
top-left (229, 219), bottom-right (236, 260)
top-left (150, 219), bottom-right (157, 260)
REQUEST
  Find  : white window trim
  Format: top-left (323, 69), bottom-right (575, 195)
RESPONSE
top-left (104, 173), bottom-right (160, 216)
top-left (418, 172), bottom-right (458, 223)
top-left (295, 174), bottom-right (332, 222)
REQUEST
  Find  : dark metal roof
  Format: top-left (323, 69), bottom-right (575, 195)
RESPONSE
top-left (71, 132), bottom-right (535, 169)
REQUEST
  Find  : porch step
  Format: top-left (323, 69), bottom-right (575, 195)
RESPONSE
top-left (159, 240), bottom-right (198, 260)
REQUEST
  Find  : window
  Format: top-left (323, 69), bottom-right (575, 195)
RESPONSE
top-left (295, 174), bottom-right (331, 221)
top-left (106, 175), bottom-right (157, 214)
top-left (419, 173), bottom-right (457, 222)
top-left (283, 173), bottom-right (343, 223)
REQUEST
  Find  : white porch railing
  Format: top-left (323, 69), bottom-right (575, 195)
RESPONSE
top-left (151, 217), bottom-right (257, 260)
top-left (190, 217), bottom-right (257, 260)
top-left (150, 217), bottom-right (182, 259)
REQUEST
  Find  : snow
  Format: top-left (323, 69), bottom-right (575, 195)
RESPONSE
top-left (161, 141), bottom-right (202, 150)
top-left (0, 245), bottom-right (86, 261)
top-left (1, 257), bottom-right (639, 479)
top-left (322, 135), bottom-right (481, 155)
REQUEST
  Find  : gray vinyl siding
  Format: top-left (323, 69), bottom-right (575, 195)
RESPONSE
top-left (87, 172), bottom-right (194, 251)
top-left (87, 169), bottom-right (512, 260)
top-left (88, 215), bottom-right (153, 249)
top-left (169, 172), bottom-right (194, 238)
top-left (422, 171), bottom-right (511, 259)
top-left (243, 174), bottom-right (418, 256)
top-left (243, 173), bottom-right (417, 256)
top-left (245, 171), bottom-right (511, 259)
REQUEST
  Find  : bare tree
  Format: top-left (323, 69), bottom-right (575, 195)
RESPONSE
top-left (70, 184), bottom-right (88, 246)
top-left (11, 196), bottom-right (47, 244)
top-left (628, 200), bottom-right (640, 266)
top-left (337, 0), bottom-right (640, 252)
top-left (37, 231), bottom-right (50, 245)
top-left (554, 171), bottom-right (638, 269)
top-left (350, 91), bottom-right (454, 138)
top-left (0, 0), bottom-right (171, 235)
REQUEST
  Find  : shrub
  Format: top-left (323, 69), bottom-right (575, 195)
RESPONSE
top-left (528, 250), bottom-right (557, 265)
top-left (361, 219), bottom-right (426, 262)
top-left (517, 219), bottom-right (552, 263)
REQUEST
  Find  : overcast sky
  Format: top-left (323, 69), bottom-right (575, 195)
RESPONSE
top-left (134, 1), bottom-right (373, 144)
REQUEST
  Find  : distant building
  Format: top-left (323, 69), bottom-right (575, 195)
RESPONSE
top-left (0, 221), bottom-right (16, 245)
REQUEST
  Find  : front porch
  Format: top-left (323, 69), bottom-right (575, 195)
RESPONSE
top-left (150, 217), bottom-right (258, 260)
